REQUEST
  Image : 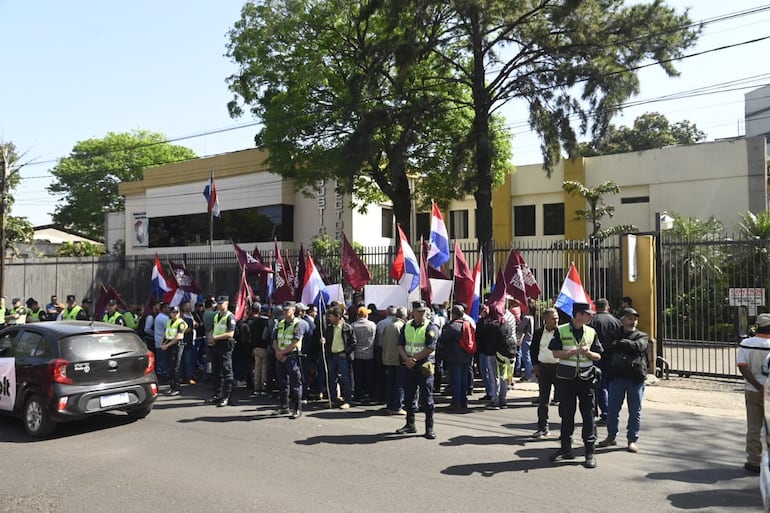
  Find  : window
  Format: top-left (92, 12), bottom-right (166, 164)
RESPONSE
top-left (381, 208), bottom-right (394, 238)
top-left (148, 205), bottom-right (294, 247)
top-left (620, 196), bottom-right (650, 204)
top-left (449, 210), bottom-right (469, 239)
top-left (543, 203), bottom-right (565, 236)
top-left (514, 205), bottom-right (536, 237)
top-left (416, 212), bottom-right (430, 240)
top-left (13, 331), bottom-right (44, 358)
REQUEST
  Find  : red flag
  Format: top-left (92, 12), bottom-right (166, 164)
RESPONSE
top-left (420, 248), bottom-right (433, 305)
top-left (252, 245), bottom-right (269, 298)
top-left (233, 241), bottom-right (272, 274)
top-left (168, 260), bottom-right (203, 294)
top-left (503, 249), bottom-right (527, 305)
top-left (453, 241), bottom-right (474, 309)
top-left (95, 285), bottom-right (130, 320)
top-left (486, 268), bottom-right (507, 323)
top-left (234, 268), bottom-right (254, 320)
top-left (341, 233), bottom-right (371, 291)
top-left (272, 240), bottom-right (294, 303)
top-left (515, 251), bottom-right (542, 299)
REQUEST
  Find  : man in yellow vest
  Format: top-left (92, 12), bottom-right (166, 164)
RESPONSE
top-left (161, 305), bottom-right (188, 396)
top-left (548, 302), bottom-right (603, 469)
top-left (272, 301), bottom-right (308, 419)
top-left (62, 295), bottom-right (89, 321)
top-left (25, 298), bottom-right (47, 322)
top-left (208, 296), bottom-right (237, 407)
top-left (0, 296), bottom-right (6, 330)
top-left (102, 299), bottom-right (126, 325)
top-left (395, 300), bottom-right (439, 440)
top-left (5, 298), bottom-right (27, 325)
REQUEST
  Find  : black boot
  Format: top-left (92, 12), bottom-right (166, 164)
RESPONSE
top-left (396, 423), bottom-right (417, 434)
top-left (584, 442), bottom-right (597, 469)
top-left (424, 418), bottom-right (436, 440)
top-left (550, 440), bottom-right (575, 462)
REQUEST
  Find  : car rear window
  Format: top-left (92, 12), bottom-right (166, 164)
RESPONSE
top-left (58, 332), bottom-right (147, 361)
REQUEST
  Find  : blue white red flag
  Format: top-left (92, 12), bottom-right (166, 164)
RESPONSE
top-left (301, 252), bottom-right (330, 309)
top-left (554, 263), bottom-right (594, 317)
top-left (202, 173), bottom-right (220, 217)
top-left (150, 253), bottom-right (175, 302)
top-left (470, 250), bottom-right (482, 322)
top-left (427, 202), bottom-right (450, 268)
top-left (390, 224), bottom-right (420, 293)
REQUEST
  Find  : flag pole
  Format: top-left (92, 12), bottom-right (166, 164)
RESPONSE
top-left (208, 169), bottom-right (214, 293)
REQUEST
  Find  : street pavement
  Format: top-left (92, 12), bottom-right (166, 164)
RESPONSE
top-left (0, 378), bottom-right (763, 513)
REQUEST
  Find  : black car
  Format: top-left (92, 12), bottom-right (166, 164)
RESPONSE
top-left (0, 321), bottom-right (158, 437)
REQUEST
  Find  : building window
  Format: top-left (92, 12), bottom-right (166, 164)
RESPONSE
top-left (381, 208), bottom-right (394, 238)
top-left (148, 204), bottom-right (294, 248)
top-left (449, 210), bottom-right (469, 239)
top-left (514, 205), bottom-right (536, 237)
top-left (416, 212), bottom-right (430, 240)
top-left (543, 203), bottom-right (565, 236)
top-left (620, 196), bottom-right (650, 204)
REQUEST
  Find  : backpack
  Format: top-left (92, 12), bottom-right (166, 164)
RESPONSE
top-left (460, 320), bottom-right (476, 354)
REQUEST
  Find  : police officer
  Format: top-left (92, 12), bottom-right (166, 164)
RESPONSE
top-left (208, 296), bottom-right (236, 407)
top-left (161, 306), bottom-right (188, 396)
top-left (62, 295), bottom-right (89, 321)
top-left (5, 298), bottom-right (27, 325)
top-left (548, 302), bottom-right (603, 469)
top-left (272, 301), bottom-right (307, 419)
top-left (0, 296), bottom-right (7, 330)
top-left (26, 298), bottom-right (47, 322)
top-left (102, 299), bottom-right (126, 325)
top-left (396, 300), bottom-right (439, 440)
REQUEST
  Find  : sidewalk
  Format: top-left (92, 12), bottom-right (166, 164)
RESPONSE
top-left (508, 375), bottom-right (747, 419)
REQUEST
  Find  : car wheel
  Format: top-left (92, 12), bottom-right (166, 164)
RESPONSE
top-left (24, 394), bottom-right (56, 438)
top-left (126, 404), bottom-right (153, 420)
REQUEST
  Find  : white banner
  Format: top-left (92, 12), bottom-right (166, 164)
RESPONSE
top-left (429, 279), bottom-right (454, 305)
top-left (324, 283), bottom-right (345, 304)
top-left (0, 358), bottom-right (17, 411)
top-left (364, 285), bottom-right (409, 310)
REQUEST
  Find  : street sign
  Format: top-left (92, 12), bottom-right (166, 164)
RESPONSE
top-left (728, 287), bottom-right (765, 307)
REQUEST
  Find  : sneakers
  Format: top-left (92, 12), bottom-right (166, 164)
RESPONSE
top-left (395, 424), bottom-right (417, 434)
top-left (388, 409), bottom-right (406, 416)
top-left (188, 379), bottom-right (196, 385)
top-left (550, 400), bottom-right (560, 406)
top-left (339, 402), bottom-right (351, 410)
top-left (167, 389), bottom-right (180, 396)
top-left (485, 402), bottom-right (500, 410)
top-left (584, 454), bottom-right (597, 469)
top-left (597, 436), bottom-right (617, 448)
top-left (531, 429), bottom-right (550, 439)
top-left (289, 409), bottom-right (302, 419)
top-left (627, 441), bottom-right (639, 453)
top-left (744, 462), bottom-right (761, 475)
top-left (272, 408), bottom-right (290, 416)
top-left (549, 449), bottom-right (575, 462)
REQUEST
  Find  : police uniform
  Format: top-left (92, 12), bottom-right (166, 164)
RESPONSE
top-left (102, 300), bottom-right (126, 325)
top-left (273, 301), bottom-right (307, 419)
top-left (163, 308), bottom-right (188, 394)
top-left (548, 302), bottom-right (603, 468)
top-left (62, 295), bottom-right (89, 321)
top-left (6, 299), bottom-right (27, 325)
top-left (209, 296), bottom-right (237, 407)
top-left (396, 301), bottom-right (439, 439)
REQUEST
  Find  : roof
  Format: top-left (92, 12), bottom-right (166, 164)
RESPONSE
top-left (32, 225), bottom-right (102, 244)
top-left (4, 320), bottom-right (135, 338)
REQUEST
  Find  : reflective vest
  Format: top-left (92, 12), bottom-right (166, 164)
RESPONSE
top-left (404, 321), bottom-right (428, 357)
top-left (0, 306), bottom-right (5, 323)
top-left (122, 311), bottom-right (138, 330)
top-left (165, 318), bottom-right (186, 340)
top-left (556, 323), bottom-right (597, 369)
top-left (28, 309), bottom-right (43, 322)
top-left (103, 311), bottom-right (123, 324)
top-left (277, 318), bottom-right (301, 352)
top-left (7, 306), bottom-right (26, 325)
top-left (63, 306), bottom-right (83, 320)
top-left (212, 311), bottom-right (234, 338)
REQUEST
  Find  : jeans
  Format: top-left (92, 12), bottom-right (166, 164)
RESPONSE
top-left (353, 358), bottom-right (375, 401)
top-left (153, 346), bottom-right (168, 378)
top-left (520, 339), bottom-right (533, 379)
top-left (194, 337), bottom-right (206, 371)
top-left (607, 377), bottom-right (645, 442)
top-left (181, 341), bottom-right (195, 380)
top-left (326, 354), bottom-right (352, 403)
top-left (447, 363), bottom-right (470, 407)
top-left (536, 364), bottom-right (559, 431)
top-left (480, 353), bottom-right (498, 400)
top-left (596, 360), bottom-right (609, 419)
top-left (555, 376), bottom-right (596, 445)
top-left (385, 365), bottom-right (404, 412)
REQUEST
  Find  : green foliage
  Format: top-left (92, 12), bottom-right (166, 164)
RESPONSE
top-left (738, 211), bottom-right (770, 240)
top-left (56, 241), bottom-right (107, 257)
top-left (48, 130), bottom-right (196, 240)
top-left (562, 180), bottom-right (625, 239)
top-left (5, 216), bottom-right (34, 256)
top-left (0, 142), bottom-right (24, 208)
top-left (573, 112), bottom-right (706, 156)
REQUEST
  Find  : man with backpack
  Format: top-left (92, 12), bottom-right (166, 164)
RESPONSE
top-left (439, 305), bottom-right (475, 411)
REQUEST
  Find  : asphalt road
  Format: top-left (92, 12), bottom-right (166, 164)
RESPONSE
top-left (0, 384), bottom-right (763, 513)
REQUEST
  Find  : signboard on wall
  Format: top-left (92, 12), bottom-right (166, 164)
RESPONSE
top-left (729, 287), bottom-right (765, 316)
top-left (133, 212), bottom-right (148, 247)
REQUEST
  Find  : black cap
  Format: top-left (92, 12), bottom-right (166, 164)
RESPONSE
top-left (294, 302), bottom-right (307, 311)
top-left (82, 298), bottom-right (92, 304)
top-left (620, 307), bottom-right (639, 318)
top-left (106, 299), bottom-right (118, 306)
top-left (66, 294), bottom-right (76, 302)
top-left (572, 302), bottom-right (595, 316)
top-left (260, 304), bottom-right (270, 313)
top-left (216, 295), bottom-right (229, 304)
top-left (169, 306), bottom-right (180, 313)
top-left (412, 300), bottom-right (429, 312)
top-left (282, 301), bottom-right (296, 310)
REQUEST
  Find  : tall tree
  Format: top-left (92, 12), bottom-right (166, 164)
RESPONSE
top-left (48, 130), bottom-right (196, 240)
top-left (0, 142), bottom-right (33, 295)
top-left (573, 111), bottom-right (706, 156)
top-left (225, 0), bottom-right (512, 238)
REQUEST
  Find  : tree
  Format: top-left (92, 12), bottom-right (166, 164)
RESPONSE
top-left (562, 180), bottom-right (637, 240)
top-left (5, 216), bottom-right (34, 256)
top-left (225, 0), bottom-right (512, 238)
top-left (56, 241), bottom-right (107, 257)
top-left (573, 112), bottom-right (706, 156)
top-left (1, 142), bottom-right (32, 295)
top-left (48, 130), bottom-right (196, 240)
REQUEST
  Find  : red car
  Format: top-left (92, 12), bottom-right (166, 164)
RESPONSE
top-left (0, 321), bottom-right (158, 437)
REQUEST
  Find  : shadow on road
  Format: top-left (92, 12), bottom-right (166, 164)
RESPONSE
top-left (295, 432), bottom-right (408, 445)
top-left (0, 412), bottom-right (138, 442)
top-left (666, 487), bottom-right (761, 510)
top-left (441, 450), bottom-right (561, 476)
top-left (647, 467), bottom-right (750, 484)
top-left (439, 434), bottom-right (528, 447)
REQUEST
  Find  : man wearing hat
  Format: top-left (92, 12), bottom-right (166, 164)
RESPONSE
top-left (548, 302), bottom-right (603, 468)
top-left (61, 295), bottom-right (89, 321)
top-left (395, 300), bottom-right (439, 439)
top-left (736, 312), bottom-right (770, 474)
top-left (102, 299), bottom-right (126, 325)
top-left (5, 298), bottom-right (27, 325)
top-left (26, 298), bottom-right (46, 323)
top-left (161, 306), bottom-right (188, 396)
top-left (597, 307), bottom-right (648, 454)
top-left (208, 296), bottom-right (237, 407)
top-left (272, 301), bottom-right (308, 419)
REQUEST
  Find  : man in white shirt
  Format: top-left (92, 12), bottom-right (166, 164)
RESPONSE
top-left (737, 313), bottom-right (770, 474)
top-left (529, 308), bottom-right (560, 438)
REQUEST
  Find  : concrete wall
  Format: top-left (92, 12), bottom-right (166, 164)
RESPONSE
top-left (746, 85), bottom-right (770, 151)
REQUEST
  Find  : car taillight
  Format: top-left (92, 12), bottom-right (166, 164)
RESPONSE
top-left (50, 359), bottom-right (73, 385)
top-left (150, 383), bottom-right (158, 396)
top-left (57, 397), bottom-right (69, 411)
top-left (145, 350), bottom-right (155, 375)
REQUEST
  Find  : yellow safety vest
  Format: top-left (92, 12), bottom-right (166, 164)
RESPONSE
top-left (277, 318), bottom-right (302, 352)
top-left (8, 306), bottom-right (26, 325)
top-left (28, 309), bottom-right (42, 322)
top-left (102, 311), bottom-right (123, 324)
top-left (557, 323), bottom-right (597, 369)
top-left (404, 321), bottom-right (428, 357)
top-left (165, 318), bottom-right (187, 340)
top-left (63, 306), bottom-right (83, 320)
top-left (213, 311), bottom-right (233, 338)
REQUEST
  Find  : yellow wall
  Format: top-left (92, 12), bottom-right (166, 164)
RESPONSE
top-left (563, 157), bottom-right (586, 240)
top-left (622, 234), bottom-right (657, 367)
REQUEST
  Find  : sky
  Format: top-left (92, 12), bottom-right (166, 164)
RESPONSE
top-left (1, 0), bottom-right (769, 227)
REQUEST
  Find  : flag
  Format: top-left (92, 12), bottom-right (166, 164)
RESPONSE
top-left (232, 241), bottom-right (272, 275)
top-left (419, 249), bottom-right (433, 305)
top-left (252, 245), bottom-right (269, 298)
top-left (453, 241), bottom-right (474, 309)
top-left (390, 224), bottom-right (420, 293)
top-left (486, 268), bottom-right (507, 323)
top-left (302, 251), bottom-right (330, 309)
top-left (294, 244), bottom-right (305, 301)
top-left (95, 284), bottom-right (129, 320)
top-left (272, 240), bottom-right (294, 303)
top-left (202, 172), bottom-right (220, 217)
top-left (151, 253), bottom-right (175, 301)
top-left (427, 202), bottom-right (450, 268)
top-left (234, 268), bottom-right (254, 320)
top-left (421, 239), bottom-right (450, 280)
top-left (168, 260), bottom-right (203, 294)
top-left (341, 232), bottom-right (371, 291)
top-left (470, 250), bottom-right (482, 322)
top-left (515, 251), bottom-right (542, 299)
top-left (554, 263), bottom-right (594, 317)
top-left (503, 249), bottom-right (527, 305)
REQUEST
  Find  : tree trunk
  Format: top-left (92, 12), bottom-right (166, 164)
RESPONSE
top-left (391, 173), bottom-right (413, 240)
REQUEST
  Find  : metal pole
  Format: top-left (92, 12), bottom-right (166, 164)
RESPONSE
top-left (654, 212), bottom-right (663, 364)
top-left (209, 170), bottom-right (215, 293)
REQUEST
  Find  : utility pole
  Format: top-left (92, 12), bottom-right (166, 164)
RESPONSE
top-left (0, 147), bottom-right (8, 299)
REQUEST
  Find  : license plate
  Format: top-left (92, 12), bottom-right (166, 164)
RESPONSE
top-left (100, 392), bottom-right (129, 408)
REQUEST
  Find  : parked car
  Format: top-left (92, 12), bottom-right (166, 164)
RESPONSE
top-left (0, 321), bottom-right (158, 437)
